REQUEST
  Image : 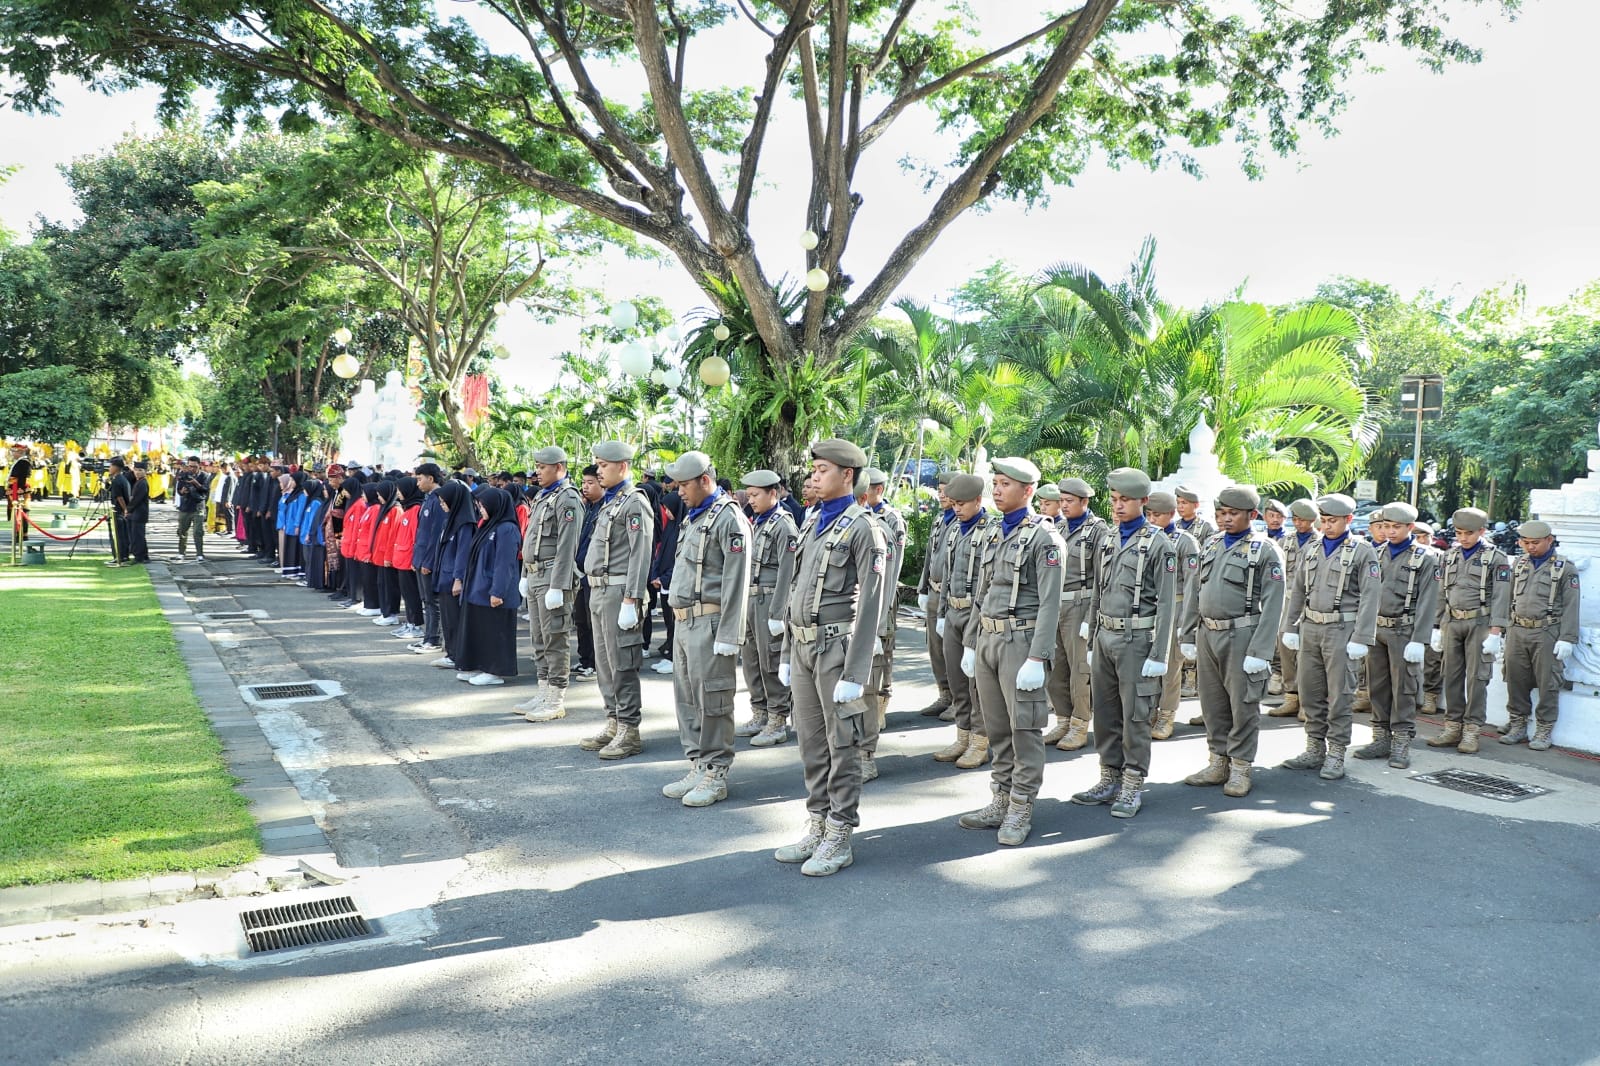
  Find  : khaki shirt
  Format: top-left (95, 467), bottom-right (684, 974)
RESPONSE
top-left (1509, 552), bottom-right (1581, 643)
top-left (967, 513), bottom-right (1066, 661)
top-left (1284, 534), bottom-right (1380, 644)
top-left (919, 512), bottom-right (958, 593)
top-left (1436, 543), bottom-right (1512, 630)
top-left (1281, 530), bottom-right (1321, 585)
top-left (521, 481), bottom-right (584, 590)
top-left (867, 503), bottom-right (907, 637)
top-left (943, 512), bottom-right (993, 604)
top-left (782, 501), bottom-right (888, 684)
top-left (748, 505), bottom-right (800, 626)
top-left (1181, 531), bottom-right (1286, 662)
top-left (581, 483), bottom-right (655, 600)
top-left (1375, 539), bottom-right (1441, 633)
top-left (1059, 514), bottom-right (1108, 599)
top-left (1180, 515), bottom-right (1218, 543)
top-left (1165, 526), bottom-right (1201, 608)
top-left (1089, 522), bottom-right (1178, 662)
top-left (668, 492), bottom-right (751, 647)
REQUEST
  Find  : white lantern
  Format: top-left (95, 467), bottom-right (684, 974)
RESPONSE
top-left (713, 322), bottom-right (731, 342)
top-left (664, 324), bottom-right (681, 345)
top-left (332, 326), bottom-right (354, 347)
top-left (805, 268), bottom-right (829, 292)
top-left (618, 341), bottom-right (651, 377)
top-left (662, 367), bottom-right (683, 390)
top-left (699, 355), bottom-right (731, 387)
top-left (654, 327), bottom-right (677, 352)
top-left (609, 301), bottom-right (638, 330)
top-left (492, 300), bottom-right (510, 317)
top-left (800, 230), bottom-right (819, 250)
top-left (649, 368), bottom-right (666, 385)
top-left (332, 353), bottom-right (361, 379)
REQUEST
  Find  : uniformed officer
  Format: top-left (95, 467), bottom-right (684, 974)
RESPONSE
top-left (658, 452), bottom-right (752, 807)
top-left (1262, 499), bottom-right (1290, 695)
top-left (916, 472), bottom-right (959, 718)
top-left (1071, 467), bottom-right (1176, 818)
top-left (1035, 482), bottom-right (1063, 526)
top-left (1179, 484), bottom-right (1285, 797)
top-left (1267, 499), bottom-right (1322, 719)
top-left (1043, 477), bottom-right (1106, 751)
top-left (956, 457), bottom-right (1065, 845)
top-left (774, 438), bottom-right (887, 876)
top-left (1279, 493), bottom-right (1380, 780)
top-left (578, 440), bottom-right (656, 760)
top-left (1426, 507), bottom-right (1511, 753)
top-left (859, 467), bottom-right (907, 781)
top-left (516, 445), bottom-right (585, 722)
top-left (1501, 519), bottom-right (1580, 751)
top-left (1349, 502), bottom-right (1439, 769)
top-left (735, 469), bottom-right (799, 748)
top-left (933, 473), bottom-right (995, 769)
top-left (1414, 520), bottom-right (1445, 715)
top-left (1144, 490), bottom-right (1200, 740)
top-left (1176, 486), bottom-right (1218, 543)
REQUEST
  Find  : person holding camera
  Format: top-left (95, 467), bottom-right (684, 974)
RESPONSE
top-left (174, 455), bottom-right (211, 562)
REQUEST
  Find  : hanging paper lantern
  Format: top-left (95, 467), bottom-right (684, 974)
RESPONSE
top-left (332, 353), bottom-right (361, 379)
top-left (332, 326), bottom-right (354, 347)
top-left (654, 327), bottom-right (677, 352)
top-left (609, 301), bottom-right (638, 329)
top-left (662, 367), bottom-right (683, 390)
top-left (699, 355), bottom-right (731, 387)
top-left (800, 230), bottom-right (819, 250)
top-left (804, 268), bottom-right (829, 292)
top-left (664, 324), bottom-right (682, 345)
top-left (649, 368), bottom-right (666, 385)
top-left (713, 322), bottom-right (731, 342)
top-left (492, 300), bottom-right (510, 317)
top-left (618, 341), bottom-right (651, 377)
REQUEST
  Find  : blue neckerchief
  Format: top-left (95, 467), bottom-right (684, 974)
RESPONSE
top-left (1460, 542), bottom-right (1480, 559)
top-left (960, 513), bottom-right (984, 535)
top-left (1163, 522), bottom-right (1178, 537)
top-left (1180, 516), bottom-right (1197, 530)
top-left (1223, 530), bottom-right (1248, 549)
top-left (1067, 513), bottom-right (1088, 533)
top-left (686, 487), bottom-right (723, 523)
top-left (1530, 549), bottom-right (1552, 569)
top-left (1297, 531), bottom-right (1316, 547)
top-left (813, 493), bottom-right (853, 537)
top-left (1119, 515), bottom-right (1147, 546)
top-left (940, 508), bottom-right (956, 525)
top-left (1388, 536), bottom-right (1413, 559)
top-left (870, 502), bottom-right (885, 514)
top-left (1322, 532), bottom-right (1348, 557)
top-left (1001, 507), bottom-right (1030, 537)
top-left (1268, 527), bottom-right (1285, 539)
top-left (754, 505), bottom-right (779, 527)
top-left (537, 477), bottom-right (568, 499)
top-left (603, 478), bottom-right (632, 502)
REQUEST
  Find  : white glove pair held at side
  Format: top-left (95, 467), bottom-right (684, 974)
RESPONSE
top-left (774, 663), bottom-right (863, 704)
top-left (954, 651), bottom-right (1051, 692)
top-left (1179, 643), bottom-right (1267, 675)
top-left (1280, 632), bottom-right (1367, 660)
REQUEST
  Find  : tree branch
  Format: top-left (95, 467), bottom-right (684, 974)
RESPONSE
top-left (732, 2), bottom-right (814, 223)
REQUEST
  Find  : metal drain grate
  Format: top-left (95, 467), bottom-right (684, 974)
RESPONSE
top-left (240, 895), bottom-right (375, 953)
top-left (247, 682), bottom-right (326, 701)
top-left (202, 611), bottom-right (257, 620)
top-left (1412, 768), bottom-right (1550, 803)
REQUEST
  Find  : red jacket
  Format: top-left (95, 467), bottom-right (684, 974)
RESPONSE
top-left (349, 501), bottom-right (380, 563)
top-left (372, 505), bottom-right (402, 568)
top-left (340, 499), bottom-right (368, 560)
top-left (390, 504), bottom-right (420, 570)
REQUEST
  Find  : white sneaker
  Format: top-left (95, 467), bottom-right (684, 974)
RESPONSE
top-left (195, 555), bottom-right (205, 562)
top-left (392, 624), bottom-right (418, 638)
top-left (468, 672), bottom-right (505, 686)
top-left (652, 659), bottom-right (675, 674)
top-left (374, 615), bottom-right (400, 626)
top-left (456, 671), bottom-right (476, 681)
top-left (430, 656), bottom-right (456, 668)
top-left (412, 643), bottom-right (443, 655)
top-left (358, 607), bottom-right (382, 617)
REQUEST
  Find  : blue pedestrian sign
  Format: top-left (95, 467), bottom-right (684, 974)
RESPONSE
top-left (1398, 458), bottom-right (1416, 483)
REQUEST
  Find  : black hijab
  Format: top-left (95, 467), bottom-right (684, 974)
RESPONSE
top-left (435, 478), bottom-right (476, 554)
top-left (466, 486), bottom-right (516, 578)
top-left (304, 479), bottom-right (326, 503)
top-left (361, 483), bottom-right (381, 505)
top-left (397, 476), bottom-right (424, 509)
top-left (369, 480), bottom-right (398, 553)
top-left (285, 470), bottom-right (307, 501)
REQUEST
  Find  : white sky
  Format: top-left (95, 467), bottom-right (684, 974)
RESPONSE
top-left (3, 0), bottom-right (1598, 396)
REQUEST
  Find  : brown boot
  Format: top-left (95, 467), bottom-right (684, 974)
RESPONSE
top-left (933, 728), bottom-right (970, 763)
top-left (1528, 721), bottom-right (1555, 751)
top-left (1151, 707), bottom-right (1176, 741)
top-left (1042, 715), bottom-right (1074, 745)
top-left (1457, 723), bottom-right (1481, 754)
top-left (955, 733), bottom-right (991, 769)
top-left (578, 717), bottom-right (618, 751)
top-left (919, 696), bottom-right (951, 717)
top-left (1222, 758), bottom-right (1253, 798)
top-left (1267, 692), bottom-right (1300, 718)
top-left (1056, 717), bottom-right (1090, 751)
top-left (1421, 691), bottom-right (1439, 715)
top-left (1184, 752), bottom-right (1228, 786)
top-left (1498, 717), bottom-right (1529, 745)
top-left (1352, 688), bottom-right (1371, 713)
top-left (1426, 722), bottom-right (1463, 748)
top-left (597, 724), bottom-right (643, 760)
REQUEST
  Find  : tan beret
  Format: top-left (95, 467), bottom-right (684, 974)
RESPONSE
top-left (741, 469), bottom-right (782, 489)
top-left (1519, 519), bottom-right (1553, 539)
top-left (664, 450), bottom-right (713, 481)
top-left (1175, 485), bottom-right (1200, 503)
top-left (945, 473), bottom-right (984, 502)
top-left (1107, 467), bottom-right (1152, 497)
top-left (1145, 491), bottom-right (1178, 513)
top-left (1059, 477), bottom-right (1095, 499)
top-left (1451, 507), bottom-right (1489, 532)
top-left (1035, 483), bottom-right (1062, 501)
top-left (1264, 498), bottom-right (1290, 517)
top-left (593, 440), bottom-right (637, 462)
top-left (936, 470), bottom-right (955, 486)
top-left (533, 445), bottom-right (569, 465)
top-left (1382, 501), bottom-right (1418, 524)
top-left (1290, 499), bottom-right (1319, 521)
top-left (811, 437), bottom-right (868, 469)
top-left (1217, 484), bottom-right (1261, 512)
top-left (990, 456), bottom-right (1041, 485)
top-left (865, 467), bottom-right (889, 487)
top-left (1316, 493), bottom-right (1357, 517)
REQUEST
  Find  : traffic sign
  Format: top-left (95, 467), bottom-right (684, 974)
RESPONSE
top-left (1398, 458), bottom-right (1416, 483)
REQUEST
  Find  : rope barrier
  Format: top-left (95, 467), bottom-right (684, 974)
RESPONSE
top-left (22, 513), bottom-right (109, 542)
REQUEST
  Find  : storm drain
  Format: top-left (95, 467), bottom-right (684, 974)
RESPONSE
top-left (240, 895), bottom-right (376, 953)
top-left (1411, 768), bottom-right (1549, 803)
top-left (247, 682), bottom-right (327, 701)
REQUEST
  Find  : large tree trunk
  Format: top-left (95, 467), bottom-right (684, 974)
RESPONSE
top-left (437, 387), bottom-right (479, 469)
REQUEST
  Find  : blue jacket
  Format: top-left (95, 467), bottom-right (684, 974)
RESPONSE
top-left (462, 521), bottom-right (522, 609)
top-left (279, 493), bottom-right (305, 534)
top-left (434, 526), bottom-right (474, 594)
top-left (412, 489), bottom-right (446, 571)
top-left (298, 500), bottom-right (325, 546)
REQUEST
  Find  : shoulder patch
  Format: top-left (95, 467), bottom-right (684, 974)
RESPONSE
top-left (1186, 555), bottom-right (1198, 570)
top-left (1497, 565), bottom-right (1510, 581)
top-left (1269, 563), bottom-right (1283, 581)
top-left (627, 513), bottom-right (641, 531)
top-left (1044, 547), bottom-right (1061, 567)
top-left (786, 535), bottom-right (798, 553)
top-left (1571, 575), bottom-right (1580, 589)
top-left (871, 550), bottom-right (884, 574)
top-left (729, 533), bottom-right (745, 554)
top-left (563, 506), bottom-right (577, 523)
top-left (1165, 555), bottom-right (1176, 573)
top-left (1367, 561), bottom-right (1380, 578)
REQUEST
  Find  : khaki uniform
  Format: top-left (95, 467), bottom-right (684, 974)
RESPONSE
top-left (1436, 542), bottom-right (1512, 725)
top-left (1181, 533), bottom-right (1286, 762)
top-left (968, 514), bottom-right (1066, 800)
top-left (865, 503), bottom-right (908, 751)
top-left (1283, 535), bottom-right (1380, 747)
top-left (1180, 516), bottom-right (1218, 543)
top-left (522, 479), bottom-right (584, 692)
top-left (668, 492), bottom-right (752, 770)
top-left (783, 502), bottom-right (887, 827)
top-left (1505, 553), bottom-right (1581, 727)
top-left (1046, 513), bottom-right (1108, 726)
top-left (1277, 531), bottom-right (1321, 695)
top-left (1088, 522), bottom-right (1178, 776)
top-left (742, 506), bottom-right (799, 728)
top-left (1370, 540), bottom-right (1441, 737)
top-left (941, 511), bottom-right (994, 734)
top-left (1159, 526), bottom-right (1201, 714)
top-left (581, 483), bottom-right (656, 727)
top-left (919, 513), bottom-right (959, 706)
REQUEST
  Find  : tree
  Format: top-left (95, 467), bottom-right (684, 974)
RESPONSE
top-left (0, 365), bottom-right (101, 444)
top-left (2, 0), bottom-right (1516, 461)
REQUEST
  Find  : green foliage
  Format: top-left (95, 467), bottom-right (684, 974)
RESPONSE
top-left (0, 365), bottom-right (102, 443)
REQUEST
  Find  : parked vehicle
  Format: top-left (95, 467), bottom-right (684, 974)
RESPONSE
top-left (896, 458), bottom-right (942, 489)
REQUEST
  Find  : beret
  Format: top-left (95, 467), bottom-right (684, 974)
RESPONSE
top-left (1414, 521), bottom-right (1433, 537)
top-left (1290, 499), bottom-right (1319, 521)
top-left (1175, 485), bottom-right (1200, 503)
top-left (741, 469), bottom-right (782, 489)
top-left (1145, 491), bottom-right (1178, 513)
top-left (1217, 484), bottom-right (1262, 512)
top-left (936, 470), bottom-right (955, 486)
top-left (1519, 519), bottom-right (1553, 539)
top-left (1059, 477), bottom-right (1095, 500)
top-left (990, 456), bottom-right (1041, 485)
top-left (592, 440), bottom-right (636, 462)
top-left (1381, 501), bottom-right (1418, 524)
top-left (811, 437), bottom-right (868, 469)
top-left (1106, 467), bottom-right (1152, 497)
top-left (1450, 507), bottom-right (1489, 532)
top-left (664, 450), bottom-right (713, 481)
top-left (865, 467), bottom-right (889, 487)
top-left (1264, 498), bottom-right (1290, 517)
top-left (1035, 483), bottom-right (1062, 501)
top-left (1316, 493), bottom-right (1357, 517)
top-left (945, 473), bottom-right (985, 502)
top-left (532, 446), bottom-right (569, 465)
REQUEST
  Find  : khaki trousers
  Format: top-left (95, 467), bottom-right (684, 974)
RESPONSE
top-left (1505, 626), bottom-right (1561, 725)
top-left (590, 583), bottom-right (644, 726)
top-left (974, 626), bottom-right (1049, 800)
top-left (941, 606), bottom-right (982, 731)
top-left (926, 590), bottom-right (952, 703)
top-left (741, 590), bottom-right (790, 723)
top-left (673, 613), bottom-right (737, 769)
top-left (1196, 625), bottom-right (1266, 762)
top-left (791, 635), bottom-right (867, 827)
top-left (1441, 618), bottom-right (1493, 725)
top-left (1278, 632), bottom-right (1299, 695)
top-left (1297, 620), bottom-right (1359, 747)
top-left (1046, 599), bottom-right (1094, 723)
top-left (529, 582), bottom-right (573, 690)
top-left (1370, 626), bottom-right (1421, 735)
top-left (1091, 627), bottom-right (1159, 776)
top-left (863, 628), bottom-right (897, 755)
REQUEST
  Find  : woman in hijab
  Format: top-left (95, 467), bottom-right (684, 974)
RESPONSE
top-left (350, 482), bottom-right (384, 616)
top-left (430, 478), bottom-right (477, 670)
top-left (453, 485), bottom-right (522, 685)
top-left (274, 471), bottom-right (296, 576)
top-left (329, 469), bottom-right (365, 605)
top-left (279, 471), bottom-right (308, 579)
top-left (368, 479), bottom-right (403, 626)
top-left (387, 476), bottom-right (426, 639)
top-left (297, 479), bottom-right (328, 590)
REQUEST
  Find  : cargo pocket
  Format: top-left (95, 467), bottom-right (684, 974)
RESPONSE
top-left (1244, 667), bottom-right (1270, 704)
top-left (1476, 652), bottom-right (1495, 683)
top-left (1133, 676), bottom-right (1162, 721)
top-left (703, 668), bottom-right (738, 716)
top-left (1013, 691), bottom-right (1050, 730)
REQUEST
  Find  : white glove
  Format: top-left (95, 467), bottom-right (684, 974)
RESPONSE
top-left (617, 601), bottom-right (639, 630)
top-left (936, 618), bottom-right (946, 639)
top-left (1016, 658), bottom-right (1046, 691)
top-left (1346, 641), bottom-right (1368, 660)
top-left (874, 638), bottom-right (883, 657)
top-left (1085, 650), bottom-right (1093, 668)
top-left (1554, 640), bottom-right (1575, 662)
top-left (1403, 641), bottom-right (1425, 664)
top-left (1242, 655), bottom-right (1271, 675)
top-left (518, 576), bottom-right (528, 596)
top-left (1429, 628), bottom-right (1443, 654)
top-left (1179, 643), bottom-right (1197, 661)
top-left (767, 618), bottom-right (784, 637)
top-left (544, 588), bottom-right (564, 610)
top-left (1481, 632), bottom-right (1503, 656)
top-left (959, 648), bottom-right (976, 677)
top-left (917, 593), bottom-right (929, 611)
top-left (1140, 658), bottom-right (1167, 678)
top-left (1079, 621), bottom-right (1090, 640)
top-left (714, 641), bottom-right (737, 656)
top-left (1281, 632), bottom-right (1300, 651)
top-left (778, 662), bottom-right (792, 686)
top-left (833, 679), bottom-right (864, 704)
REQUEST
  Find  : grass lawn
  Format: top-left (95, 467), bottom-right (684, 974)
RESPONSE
top-left (0, 558), bottom-right (260, 887)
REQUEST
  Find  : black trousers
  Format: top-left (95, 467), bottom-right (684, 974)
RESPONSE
top-left (379, 565), bottom-right (401, 618)
top-left (305, 544), bottom-right (326, 589)
top-left (440, 593), bottom-right (464, 663)
top-left (398, 568), bottom-right (424, 626)
top-left (575, 584), bottom-right (595, 670)
top-left (127, 518), bottom-right (149, 562)
top-left (112, 515), bottom-right (130, 561)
